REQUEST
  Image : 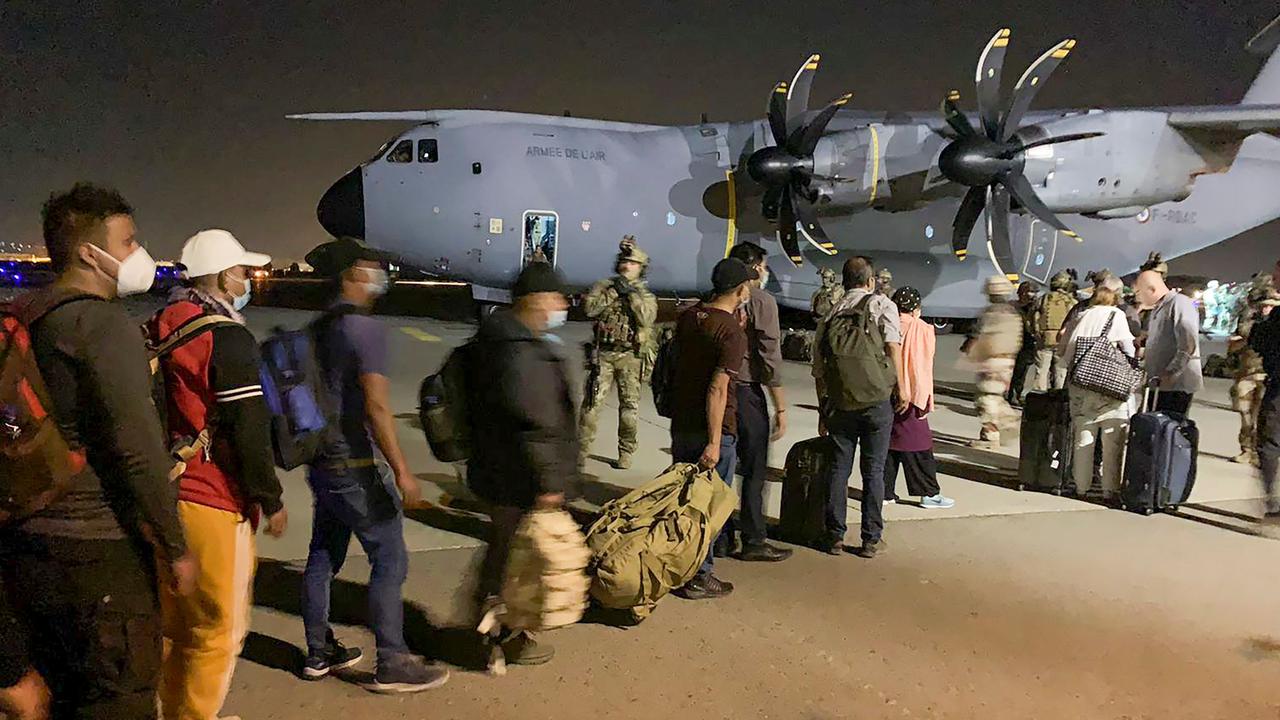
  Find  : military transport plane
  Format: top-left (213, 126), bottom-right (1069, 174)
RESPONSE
top-left (293, 18), bottom-right (1280, 319)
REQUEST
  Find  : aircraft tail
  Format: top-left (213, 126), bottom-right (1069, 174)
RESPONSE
top-left (1243, 14), bottom-right (1280, 103)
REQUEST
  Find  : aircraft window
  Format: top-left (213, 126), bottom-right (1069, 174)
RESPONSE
top-left (472, 162), bottom-right (482, 175)
top-left (418, 139), bottom-right (439, 163)
top-left (386, 140), bottom-right (413, 163)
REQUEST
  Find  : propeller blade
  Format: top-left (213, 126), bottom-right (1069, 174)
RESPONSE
top-left (762, 185), bottom-right (784, 221)
top-left (985, 184), bottom-right (1019, 281)
top-left (795, 92), bottom-right (853, 156)
top-left (787, 54), bottom-right (821, 128)
top-left (998, 171), bottom-right (1081, 240)
top-left (1000, 39), bottom-right (1077, 141)
top-left (1010, 131), bottom-right (1104, 156)
top-left (793, 193), bottom-right (838, 256)
top-left (768, 82), bottom-right (790, 147)
top-left (976, 28), bottom-right (1011, 140)
top-left (952, 185), bottom-right (987, 260)
top-left (777, 188), bottom-right (804, 266)
top-left (941, 90), bottom-right (977, 138)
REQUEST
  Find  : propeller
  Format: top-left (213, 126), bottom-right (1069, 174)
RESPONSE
top-left (937, 30), bottom-right (1102, 280)
top-left (744, 55), bottom-right (851, 267)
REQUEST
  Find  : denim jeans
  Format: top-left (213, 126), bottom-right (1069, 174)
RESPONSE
top-left (302, 464), bottom-right (409, 663)
top-left (825, 400), bottom-right (894, 545)
top-left (671, 431), bottom-right (738, 576)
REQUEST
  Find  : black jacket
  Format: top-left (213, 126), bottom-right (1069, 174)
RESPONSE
top-left (466, 310), bottom-right (579, 508)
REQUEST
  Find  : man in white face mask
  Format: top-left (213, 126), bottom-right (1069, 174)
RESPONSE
top-left (6, 183), bottom-right (194, 719)
top-left (724, 242), bottom-right (792, 563)
top-left (146, 229), bottom-right (287, 720)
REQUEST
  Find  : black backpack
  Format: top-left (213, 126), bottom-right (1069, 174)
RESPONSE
top-left (418, 341), bottom-right (475, 463)
top-left (649, 327), bottom-right (678, 419)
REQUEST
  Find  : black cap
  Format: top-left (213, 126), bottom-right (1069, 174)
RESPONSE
top-left (513, 262), bottom-right (566, 298)
top-left (711, 257), bottom-right (759, 295)
top-left (305, 237), bottom-right (397, 278)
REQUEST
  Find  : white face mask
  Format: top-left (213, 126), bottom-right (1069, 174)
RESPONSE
top-left (758, 268), bottom-right (770, 287)
top-left (361, 268), bottom-right (390, 298)
top-left (90, 243), bottom-right (156, 296)
top-left (546, 309), bottom-right (568, 329)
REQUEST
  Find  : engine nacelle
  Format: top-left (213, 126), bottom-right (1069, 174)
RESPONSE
top-left (1016, 110), bottom-right (1240, 215)
top-left (806, 128), bottom-right (888, 213)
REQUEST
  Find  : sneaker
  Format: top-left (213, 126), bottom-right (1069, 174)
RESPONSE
top-left (301, 639), bottom-right (364, 680)
top-left (738, 542), bottom-right (793, 562)
top-left (883, 497), bottom-right (899, 507)
top-left (674, 573), bottom-right (734, 600)
top-left (854, 539), bottom-right (885, 559)
top-left (920, 494), bottom-right (956, 509)
top-left (501, 630), bottom-right (555, 666)
top-left (614, 453), bottom-right (633, 470)
top-left (365, 655), bottom-right (450, 694)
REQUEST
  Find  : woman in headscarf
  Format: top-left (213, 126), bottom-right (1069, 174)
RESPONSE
top-left (884, 286), bottom-right (955, 509)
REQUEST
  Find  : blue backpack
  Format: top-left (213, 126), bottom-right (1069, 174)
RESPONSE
top-left (259, 315), bottom-right (340, 470)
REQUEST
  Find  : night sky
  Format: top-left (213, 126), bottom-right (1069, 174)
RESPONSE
top-left (3, 0), bottom-right (1277, 278)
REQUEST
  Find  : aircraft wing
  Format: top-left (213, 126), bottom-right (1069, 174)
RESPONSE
top-left (286, 112), bottom-right (433, 121)
top-left (1166, 104), bottom-right (1280, 137)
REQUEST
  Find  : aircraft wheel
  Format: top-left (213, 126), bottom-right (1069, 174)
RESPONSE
top-left (928, 319), bottom-right (954, 334)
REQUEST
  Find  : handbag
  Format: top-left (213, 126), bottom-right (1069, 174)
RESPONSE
top-left (1069, 311), bottom-right (1144, 401)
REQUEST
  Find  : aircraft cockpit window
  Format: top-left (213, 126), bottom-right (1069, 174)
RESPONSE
top-left (418, 139), bottom-right (439, 163)
top-left (386, 140), bottom-right (413, 163)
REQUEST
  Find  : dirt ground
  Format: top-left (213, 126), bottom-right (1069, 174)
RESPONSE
top-left (226, 502), bottom-right (1280, 720)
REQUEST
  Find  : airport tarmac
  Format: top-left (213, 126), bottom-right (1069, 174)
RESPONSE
top-left (14, 292), bottom-right (1280, 718)
top-left (214, 303), bottom-right (1280, 719)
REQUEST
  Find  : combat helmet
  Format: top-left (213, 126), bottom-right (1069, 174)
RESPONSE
top-left (617, 235), bottom-right (649, 266)
top-left (985, 275), bottom-right (1015, 298)
top-left (1050, 270), bottom-right (1073, 290)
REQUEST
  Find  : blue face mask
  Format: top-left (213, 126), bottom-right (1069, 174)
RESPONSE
top-left (546, 310), bottom-right (567, 330)
top-left (231, 276), bottom-right (251, 312)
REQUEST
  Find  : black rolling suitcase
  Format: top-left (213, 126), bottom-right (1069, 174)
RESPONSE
top-left (1017, 389), bottom-right (1072, 492)
top-left (779, 437), bottom-right (836, 546)
top-left (1121, 385), bottom-right (1198, 515)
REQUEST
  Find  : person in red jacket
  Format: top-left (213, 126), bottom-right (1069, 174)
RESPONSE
top-left (147, 229), bottom-right (287, 720)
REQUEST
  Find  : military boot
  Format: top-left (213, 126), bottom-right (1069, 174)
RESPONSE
top-left (970, 432), bottom-right (1001, 450)
top-left (1232, 450), bottom-right (1259, 465)
top-left (614, 452), bottom-right (633, 470)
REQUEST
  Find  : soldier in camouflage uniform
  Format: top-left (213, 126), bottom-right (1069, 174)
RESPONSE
top-left (875, 267), bottom-right (894, 298)
top-left (579, 237), bottom-right (658, 469)
top-left (969, 276), bottom-right (1023, 449)
top-left (1229, 278), bottom-right (1279, 465)
top-left (811, 266), bottom-right (845, 320)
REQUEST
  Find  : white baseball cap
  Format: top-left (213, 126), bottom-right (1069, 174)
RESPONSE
top-left (180, 229), bottom-right (271, 277)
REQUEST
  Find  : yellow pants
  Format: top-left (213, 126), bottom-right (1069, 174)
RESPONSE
top-left (159, 501), bottom-right (255, 720)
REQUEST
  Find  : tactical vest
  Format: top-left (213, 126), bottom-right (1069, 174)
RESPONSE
top-left (595, 281), bottom-right (640, 352)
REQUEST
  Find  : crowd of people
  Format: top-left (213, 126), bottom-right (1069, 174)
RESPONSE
top-left (3, 181), bottom-right (1280, 720)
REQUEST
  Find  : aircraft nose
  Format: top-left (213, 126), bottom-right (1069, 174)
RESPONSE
top-left (317, 168), bottom-right (364, 239)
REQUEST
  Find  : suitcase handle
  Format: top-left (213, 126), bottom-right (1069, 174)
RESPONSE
top-left (1141, 379), bottom-right (1160, 414)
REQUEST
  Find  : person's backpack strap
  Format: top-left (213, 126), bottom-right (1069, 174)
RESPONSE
top-left (149, 313), bottom-right (239, 373)
top-left (10, 291), bottom-right (103, 329)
